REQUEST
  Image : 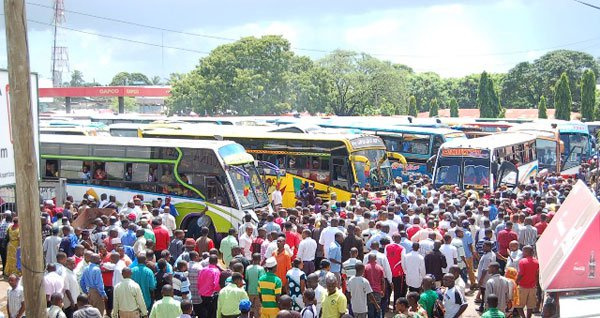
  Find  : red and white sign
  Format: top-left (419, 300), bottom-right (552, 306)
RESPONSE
top-left (38, 86), bottom-right (171, 98)
top-left (0, 70), bottom-right (39, 187)
top-left (537, 180), bottom-right (600, 292)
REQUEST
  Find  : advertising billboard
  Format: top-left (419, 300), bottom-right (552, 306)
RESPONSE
top-left (0, 70), bottom-right (39, 187)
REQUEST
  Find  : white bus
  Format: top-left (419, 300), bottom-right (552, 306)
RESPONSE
top-left (40, 135), bottom-right (270, 238)
top-left (432, 132), bottom-right (538, 191)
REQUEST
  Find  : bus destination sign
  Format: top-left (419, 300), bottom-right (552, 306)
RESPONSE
top-left (350, 136), bottom-right (384, 149)
top-left (441, 148), bottom-right (489, 159)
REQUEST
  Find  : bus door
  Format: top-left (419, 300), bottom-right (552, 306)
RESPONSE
top-left (495, 161), bottom-right (519, 190)
top-left (331, 156), bottom-right (351, 191)
top-left (377, 133), bottom-right (408, 180)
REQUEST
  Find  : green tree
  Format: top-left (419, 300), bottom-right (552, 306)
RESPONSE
top-left (319, 50), bottom-right (409, 115)
top-left (407, 72), bottom-right (448, 112)
top-left (110, 97), bottom-right (137, 112)
top-left (168, 35), bottom-right (303, 115)
top-left (477, 71), bottom-right (503, 118)
top-left (69, 70), bottom-right (85, 87)
top-left (538, 95), bottom-right (548, 119)
top-left (110, 72), bottom-right (151, 86)
top-left (554, 72), bottom-right (572, 120)
top-left (429, 98), bottom-right (439, 117)
top-left (501, 50), bottom-right (599, 108)
top-left (581, 69), bottom-right (596, 121)
top-left (150, 75), bottom-right (163, 85)
top-left (449, 98), bottom-right (459, 117)
top-left (408, 95), bottom-right (417, 117)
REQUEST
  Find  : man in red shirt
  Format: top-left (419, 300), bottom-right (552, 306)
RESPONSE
top-left (284, 222), bottom-right (301, 259)
top-left (497, 221), bottom-right (518, 271)
top-left (516, 246), bottom-right (539, 318)
top-left (406, 218), bottom-right (422, 241)
top-left (534, 214), bottom-right (549, 236)
top-left (100, 252), bottom-right (120, 316)
top-left (372, 192), bottom-right (387, 211)
top-left (152, 218), bottom-right (170, 259)
top-left (385, 233), bottom-right (405, 305)
top-left (364, 253), bottom-right (385, 317)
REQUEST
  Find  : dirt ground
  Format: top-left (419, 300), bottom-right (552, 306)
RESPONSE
top-left (0, 274), bottom-right (539, 317)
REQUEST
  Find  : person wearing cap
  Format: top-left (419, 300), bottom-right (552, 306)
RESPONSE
top-left (238, 299), bottom-right (252, 318)
top-left (258, 257), bottom-right (282, 318)
top-left (175, 238), bottom-right (196, 264)
top-left (217, 272), bottom-right (249, 318)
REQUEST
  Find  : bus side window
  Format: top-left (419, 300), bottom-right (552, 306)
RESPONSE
top-left (44, 159), bottom-right (59, 178)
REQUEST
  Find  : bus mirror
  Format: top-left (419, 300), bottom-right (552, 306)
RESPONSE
top-left (350, 155), bottom-right (370, 164)
top-left (426, 156), bottom-right (436, 174)
top-left (387, 152), bottom-right (407, 165)
top-left (491, 162), bottom-right (498, 176)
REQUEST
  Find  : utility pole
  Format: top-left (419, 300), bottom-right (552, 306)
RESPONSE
top-left (4, 1), bottom-right (46, 317)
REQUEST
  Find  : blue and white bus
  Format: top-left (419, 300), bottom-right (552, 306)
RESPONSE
top-left (433, 132), bottom-right (538, 191)
top-left (310, 121), bottom-right (467, 180)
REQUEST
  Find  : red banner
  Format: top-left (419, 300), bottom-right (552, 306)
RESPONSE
top-left (39, 86), bottom-right (171, 97)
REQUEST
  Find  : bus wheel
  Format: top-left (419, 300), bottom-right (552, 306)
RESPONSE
top-left (181, 214), bottom-right (216, 241)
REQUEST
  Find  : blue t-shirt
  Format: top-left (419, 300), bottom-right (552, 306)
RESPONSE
top-left (328, 242), bottom-right (342, 273)
top-left (461, 230), bottom-right (474, 258)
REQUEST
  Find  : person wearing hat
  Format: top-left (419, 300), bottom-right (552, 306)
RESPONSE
top-left (175, 238), bottom-right (196, 264)
top-left (258, 257), bottom-right (282, 318)
top-left (238, 299), bottom-right (252, 318)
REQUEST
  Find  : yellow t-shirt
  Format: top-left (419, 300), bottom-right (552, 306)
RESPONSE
top-left (321, 289), bottom-right (347, 318)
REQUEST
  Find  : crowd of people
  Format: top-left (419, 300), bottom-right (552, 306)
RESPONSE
top-left (1, 170), bottom-right (581, 318)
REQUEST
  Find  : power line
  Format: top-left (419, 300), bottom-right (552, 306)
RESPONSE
top-left (572, 0), bottom-right (600, 10)
top-left (26, 18), bottom-right (212, 55)
top-left (27, 1), bottom-right (238, 42)
top-left (25, 1), bottom-right (600, 59)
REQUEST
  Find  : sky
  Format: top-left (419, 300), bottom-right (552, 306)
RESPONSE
top-left (1, 0), bottom-right (600, 85)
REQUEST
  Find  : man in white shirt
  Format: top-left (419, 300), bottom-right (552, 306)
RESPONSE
top-left (43, 227), bottom-right (62, 264)
top-left (401, 242), bottom-right (426, 292)
top-left (271, 186), bottom-right (283, 207)
top-left (62, 257), bottom-right (81, 317)
top-left (161, 208), bottom-right (176, 238)
top-left (439, 234), bottom-right (458, 274)
top-left (297, 229), bottom-right (317, 275)
top-left (319, 219), bottom-right (342, 259)
top-left (239, 225), bottom-right (255, 259)
top-left (442, 273), bottom-right (468, 318)
top-left (43, 263), bottom-right (65, 304)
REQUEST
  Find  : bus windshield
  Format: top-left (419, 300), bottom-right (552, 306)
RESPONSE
top-left (434, 156), bottom-right (490, 188)
top-left (228, 163), bottom-right (269, 209)
top-left (561, 133), bottom-right (590, 170)
top-left (536, 139), bottom-right (558, 172)
top-left (352, 148), bottom-right (391, 188)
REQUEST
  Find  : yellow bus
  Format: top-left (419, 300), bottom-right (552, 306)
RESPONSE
top-left (141, 126), bottom-right (400, 207)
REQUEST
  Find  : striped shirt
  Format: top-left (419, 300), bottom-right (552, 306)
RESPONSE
top-left (258, 272), bottom-right (282, 316)
top-left (518, 225), bottom-right (538, 247)
top-left (187, 261), bottom-right (203, 304)
top-left (7, 285), bottom-right (24, 318)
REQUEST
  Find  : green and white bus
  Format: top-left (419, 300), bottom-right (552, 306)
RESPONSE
top-left (40, 135), bottom-right (270, 237)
